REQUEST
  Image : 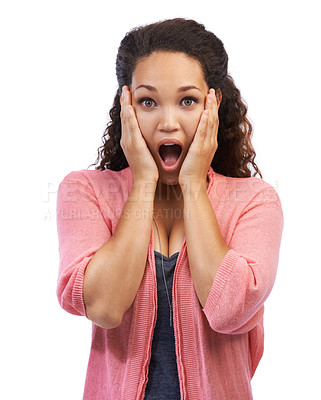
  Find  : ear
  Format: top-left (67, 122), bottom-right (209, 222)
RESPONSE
top-left (216, 88), bottom-right (222, 109)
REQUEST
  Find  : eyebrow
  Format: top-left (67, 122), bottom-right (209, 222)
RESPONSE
top-left (135, 84), bottom-right (201, 92)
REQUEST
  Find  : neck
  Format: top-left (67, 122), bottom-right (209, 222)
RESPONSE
top-left (155, 181), bottom-right (183, 203)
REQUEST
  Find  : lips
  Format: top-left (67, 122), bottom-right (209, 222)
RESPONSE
top-left (157, 139), bottom-right (183, 172)
top-left (159, 143), bottom-right (182, 165)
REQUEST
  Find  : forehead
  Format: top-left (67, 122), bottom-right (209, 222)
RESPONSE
top-left (132, 51), bottom-right (207, 89)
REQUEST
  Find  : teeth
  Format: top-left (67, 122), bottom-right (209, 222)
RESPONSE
top-left (163, 143), bottom-right (175, 146)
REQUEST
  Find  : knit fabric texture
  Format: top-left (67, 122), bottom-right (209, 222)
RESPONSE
top-left (144, 251), bottom-right (181, 399)
top-left (56, 166), bottom-right (283, 400)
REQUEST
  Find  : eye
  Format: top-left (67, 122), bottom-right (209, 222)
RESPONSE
top-left (181, 97), bottom-right (197, 107)
top-left (139, 98), bottom-right (156, 108)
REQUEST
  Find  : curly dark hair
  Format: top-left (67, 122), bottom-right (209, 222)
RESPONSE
top-left (90, 18), bottom-right (262, 178)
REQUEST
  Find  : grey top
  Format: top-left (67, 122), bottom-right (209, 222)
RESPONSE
top-left (144, 251), bottom-right (181, 400)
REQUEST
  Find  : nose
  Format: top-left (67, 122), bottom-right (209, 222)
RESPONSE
top-left (158, 106), bottom-right (180, 132)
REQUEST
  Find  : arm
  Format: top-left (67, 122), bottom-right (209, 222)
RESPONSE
top-left (179, 89), bottom-right (283, 334)
top-left (179, 88), bottom-right (229, 307)
top-left (56, 86), bottom-right (159, 329)
top-left (183, 181), bottom-right (230, 308)
top-left (201, 194), bottom-right (283, 334)
top-left (83, 180), bottom-right (156, 329)
top-left (56, 174), bottom-right (156, 329)
top-left (183, 181), bottom-right (283, 334)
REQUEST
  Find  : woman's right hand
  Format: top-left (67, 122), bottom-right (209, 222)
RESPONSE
top-left (120, 85), bottom-right (159, 185)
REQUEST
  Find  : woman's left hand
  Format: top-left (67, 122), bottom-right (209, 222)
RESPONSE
top-left (179, 88), bottom-right (219, 190)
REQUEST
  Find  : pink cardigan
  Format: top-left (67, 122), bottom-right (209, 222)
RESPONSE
top-left (56, 166), bottom-right (283, 400)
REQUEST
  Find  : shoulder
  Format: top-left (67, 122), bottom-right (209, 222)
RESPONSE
top-left (209, 170), bottom-right (282, 209)
top-left (57, 167), bottom-right (133, 207)
top-left (59, 167), bottom-right (133, 192)
top-left (60, 167), bottom-right (132, 184)
top-left (208, 170), bottom-right (283, 239)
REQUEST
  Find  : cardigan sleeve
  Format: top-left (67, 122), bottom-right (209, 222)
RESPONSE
top-left (56, 171), bottom-right (113, 317)
top-left (203, 187), bottom-right (284, 334)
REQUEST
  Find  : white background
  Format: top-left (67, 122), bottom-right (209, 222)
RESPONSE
top-left (1, 0), bottom-right (320, 399)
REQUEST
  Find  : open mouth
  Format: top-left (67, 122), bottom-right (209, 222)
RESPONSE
top-left (158, 143), bottom-right (183, 167)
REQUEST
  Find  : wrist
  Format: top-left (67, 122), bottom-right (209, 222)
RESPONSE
top-left (180, 178), bottom-right (208, 201)
top-left (131, 179), bottom-right (157, 201)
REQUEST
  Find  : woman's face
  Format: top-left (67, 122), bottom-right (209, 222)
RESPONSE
top-left (130, 51), bottom-right (209, 186)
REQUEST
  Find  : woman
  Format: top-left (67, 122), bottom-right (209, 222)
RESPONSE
top-left (56, 18), bottom-right (283, 399)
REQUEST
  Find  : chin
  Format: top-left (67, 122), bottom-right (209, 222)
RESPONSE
top-left (158, 173), bottom-right (180, 187)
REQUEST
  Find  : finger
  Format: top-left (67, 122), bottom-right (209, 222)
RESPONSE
top-left (121, 86), bottom-right (132, 125)
top-left (206, 89), bottom-right (219, 144)
top-left (211, 89), bottom-right (219, 119)
top-left (203, 88), bottom-right (213, 110)
top-left (120, 86), bottom-right (127, 120)
top-left (122, 85), bottom-right (128, 108)
top-left (121, 85), bottom-right (130, 108)
top-left (123, 95), bottom-right (143, 145)
top-left (120, 85), bottom-right (127, 104)
top-left (120, 86), bottom-right (131, 147)
top-left (194, 109), bottom-right (209, 142)
top-left (207, 89), bottom-right (215, 132)
top-left (200, 89), bottom-right (213, 142)
top-left (124, 85), bottom-right (133, 108)
top-left (127, 106), bottom-right (140, 135)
